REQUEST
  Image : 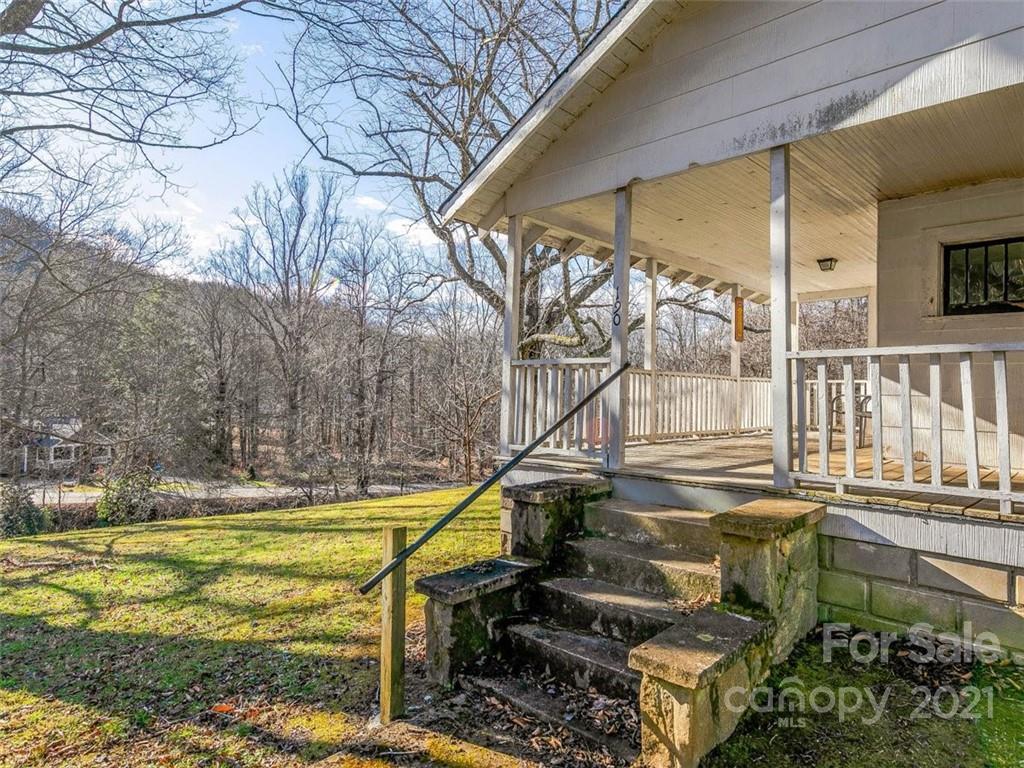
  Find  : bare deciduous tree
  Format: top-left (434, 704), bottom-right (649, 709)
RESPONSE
top-left (330, 220), bottom-right (440, 491)
top-left (0, 0), bottom-right (272, 181)
top-left (422, 284), bottom-right (501, 483)
top-left (209, 167), bottom-right (345, 453)
top-left (277, 0), bottom-right (631, 356)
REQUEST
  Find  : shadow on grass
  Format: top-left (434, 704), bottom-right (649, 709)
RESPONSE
top-left (0, 491), bottom-right (507, 764)
top-left (0, 613), bottom-right (380, 761)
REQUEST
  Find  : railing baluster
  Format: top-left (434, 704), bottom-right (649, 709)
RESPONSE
top-left (796, 358), bottom-right (807, 473)
top-left (993, 351), bottom-right (1011, 514)
top-left (684, 376), bottom-right (692, 436)
top-left (869, 356), bottom-right (882, 481)
top-left (524, 366), bottom-right (535, 444)
top-left (898, 354), bottom-right (914, 483)
top-left (538, 366), bottom-right (548, 443)
top-left (844, 357), bottom-right (856, 479)
top-left (699, 377), bottom-right (706, 433)
top-left (510, 366), bottom-right (520, 446)
top-left (521, 366), bottom-right (529, 445)
top-left (959, 352), bottom-right (981, 490)
top-left (561, 366), bottom-right (572, 450)
top-left (669, 374), bottom-right (677, 435)
top-left (929, 353), bottom-right (943, 486)
top-left (575, 367), bottom-right (585, 452)
top-left (817, 362), bottom-right (828, 477)
top-left (589, 366), bottom-right (598, 446)
top-left (649, 371), bottom-right (657, 441)
top-left (677, 375), bottom-right (683, 434)
top-left (547, 365), bottom-right (558, 448)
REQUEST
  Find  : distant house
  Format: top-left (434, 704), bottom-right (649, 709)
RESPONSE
top-left (17, 419), bottom-right (114, 475)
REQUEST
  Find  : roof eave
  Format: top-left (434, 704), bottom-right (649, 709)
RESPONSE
top-left (440, 0), bottom-right (673, 228)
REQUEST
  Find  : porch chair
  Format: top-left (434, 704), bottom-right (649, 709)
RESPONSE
top-left (827, 393), bottom-right (872, 450)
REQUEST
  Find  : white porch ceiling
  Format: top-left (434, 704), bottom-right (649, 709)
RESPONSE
top-left (523, 84), bottom-right (1024, 299)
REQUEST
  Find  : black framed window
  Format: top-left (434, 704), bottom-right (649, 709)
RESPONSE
top-left (944, 236), bottom-right (1024, 315)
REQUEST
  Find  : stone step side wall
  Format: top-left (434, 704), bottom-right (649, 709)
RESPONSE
top-left (817, 535), bottom-right (1024, 656)
top-left (629, 499), bottom-right (825, 768)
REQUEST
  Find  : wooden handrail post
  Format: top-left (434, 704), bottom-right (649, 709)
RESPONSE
top-left (380, 525), bottom-right (406, 724)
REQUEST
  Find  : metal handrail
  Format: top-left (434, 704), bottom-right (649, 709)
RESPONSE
top-left (358, 361), bottom-right (631, 595)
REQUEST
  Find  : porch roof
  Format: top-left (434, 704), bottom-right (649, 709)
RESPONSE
top-left (439, 0), bottom-right (688, 229)
top-left (442, 0), bottom-right (1024, 299)
top-left (526, 86), bottom-right (1024, 298)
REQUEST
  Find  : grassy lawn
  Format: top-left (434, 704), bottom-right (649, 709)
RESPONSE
top-left (0, 487), bottom-right (504, 768)
top-left (3, 488), bottom-right (1022, 768)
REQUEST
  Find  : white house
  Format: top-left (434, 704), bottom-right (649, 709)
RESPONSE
top-left (17, 418), bottom-right (114, 475)
top-left (421, 2), bottom-right (1024, 764)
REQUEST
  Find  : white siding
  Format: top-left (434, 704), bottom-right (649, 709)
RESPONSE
top-left (876, 179), bottom-right (1024, 469)
top-left (507, 0), bottom-right (1024, 214)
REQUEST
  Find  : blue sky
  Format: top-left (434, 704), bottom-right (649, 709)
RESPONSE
top-left (135, 11), bottom-right (439, 273)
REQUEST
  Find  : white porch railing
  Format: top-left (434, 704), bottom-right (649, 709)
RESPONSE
top-left (509, 358), bottom-right (609, 457)
top-left (509, 361), bottom-right (869, 454)
top-left (625, 369), bottom-right (772, 441)
top-left (790, 342), bottom-right (1024, 514)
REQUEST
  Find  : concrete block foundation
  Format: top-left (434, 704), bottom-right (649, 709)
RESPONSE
top-left (818, 531), bottom-right (1024, 654)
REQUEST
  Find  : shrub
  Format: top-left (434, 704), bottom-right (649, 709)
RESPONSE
top-left (0, 482), bottom-right (47, 538)
top-left (96, 472), bottom-right (158, 525)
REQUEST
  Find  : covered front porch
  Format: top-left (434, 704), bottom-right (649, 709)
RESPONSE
top-left (518, 433), bottom-right (1024, 519)
top-left (497, 86), bottom-right (1024, 518)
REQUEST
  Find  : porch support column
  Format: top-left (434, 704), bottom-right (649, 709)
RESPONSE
top-left (499, 215), bottom-right (524, 456)
top-left (605, 185), bottom-right (632, 470)
top-left (644, 259), bottom-right (658, 442)
top-left (770, 145), bottom-right (794, 488)
top-left (730, 285), bottom-right (742, 432)
top-left (866, 285), bottom-right (878, 346)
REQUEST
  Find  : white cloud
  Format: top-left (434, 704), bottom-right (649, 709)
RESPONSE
top-left (385, 216), bottom-right (441, 249)
top-left (238, 42), bottom-right (264, 58)
top-left (353, 195), bottom-right (389, 212)
top-left (141, 192), bottom-right (231, 266)
top-left (176, 196), bottom-right (203, 217)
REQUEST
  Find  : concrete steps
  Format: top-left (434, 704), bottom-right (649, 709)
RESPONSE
top-left (506, 621), bottom-right (641, 699)
top-left (538, 576), bottom-right (683, 645)
top-left (484, 495), bottom-right (724, 757)
top-left (584, 498), bottom-right (720, 556)
top-left (566, 537), bottom-right (720, 601)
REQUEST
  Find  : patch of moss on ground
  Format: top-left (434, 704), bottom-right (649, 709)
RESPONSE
top-left (975, 661), bottom-right (1024, 767)
top-left (704, 629), bottom-right (1023, 768)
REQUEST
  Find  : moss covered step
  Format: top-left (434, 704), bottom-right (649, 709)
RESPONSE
top-left (537, 577), bottom-right (682, 645)
top-left (565, 538), bottom-right (720, 601)
top-left (504, 621), bottom-right (642, 699)
top-left (583, 499), bottom-right (720, 555)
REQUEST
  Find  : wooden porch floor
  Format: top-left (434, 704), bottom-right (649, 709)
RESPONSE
top-left (526, 434), bottom-right (1024, 519)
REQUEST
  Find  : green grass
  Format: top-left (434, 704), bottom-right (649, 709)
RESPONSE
top-left (4, 488), bottom-right (1022, 767)
top-left (62, 483), bottom-right (104, 494)
top-left (55, 480), bottom-right (199, 494)
top-left (236, 479), bottom-right (277, 488)
top-left (0, 487), bottom-right (502, 768)
top-left (152, 480), bottom-right (201, 492)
